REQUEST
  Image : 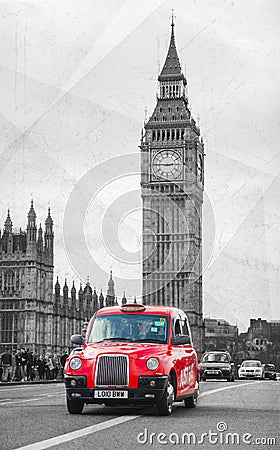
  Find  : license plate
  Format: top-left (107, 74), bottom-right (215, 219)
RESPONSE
top-left (94, 390), bottom-right (128, 399)
top-left (207, 370), bottom-right (219, 374)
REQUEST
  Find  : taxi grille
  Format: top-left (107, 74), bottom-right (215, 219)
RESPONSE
top-left (95, 354), bottom-right (129, 386)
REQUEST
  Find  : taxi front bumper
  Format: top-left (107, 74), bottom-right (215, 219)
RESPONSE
top-left (64, 375), bottom-right (169, 404)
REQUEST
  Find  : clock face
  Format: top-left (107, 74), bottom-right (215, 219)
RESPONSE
top-left (197, 153), bottom-right (203, 182)
top-left (152, 150), bottom-right (182, 181)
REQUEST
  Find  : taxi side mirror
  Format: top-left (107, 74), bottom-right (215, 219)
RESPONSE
top-left (71, 334), bottom-right (85, 346)
top-left (172, 334), bottom-right (191, 346)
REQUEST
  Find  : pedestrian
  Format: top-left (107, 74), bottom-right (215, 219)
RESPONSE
top-left (51, 354), bottom-right (60, 380)
top-left (0, 348), bottom-right (4, 382)
top-left (11, 349), bottom-right (18, 381)
top-left (30, 352), bottom-right (36, 381)
top-left (45, 353), bottom-right (54, 380)
top-left (26, 349), bottom-right (33, 381)
top-left (1, 347), bottom-right (12, 382)
top-left (19, 348), bottom-right (28, 381)
top-left (37, 356), bottom-right (45, 380)
top-left (60, 350), bottom-right (69, 378)
top-left (14, 349), bottom-right (22, 381)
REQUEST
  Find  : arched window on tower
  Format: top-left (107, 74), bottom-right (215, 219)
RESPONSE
top-left (162, 130), bottom-right (165, 140)
top-left (181, 129), bottom-right (185, 140)
top-left (152, 130), bottom-right (156, 141)
top-left (162, 87), bottom-right (165, 98)
top-left (176, 129), bottom-right (180, 140)
top-left (171, 129), bottom-right (175, 140)
top-left (167, 130), bottom-right (170, 140)
top-left (157, 130), bottom-right (160, 140)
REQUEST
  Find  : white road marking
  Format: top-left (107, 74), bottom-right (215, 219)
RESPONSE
top-left (200, 380), bottom-right (265, 398)
top-left (0, 385), bottom-right (64, 392)
top-left (14, 381), bottom-right (265, 450)
top-left (15, 415), bottom-right (140, 450)
top-left (0, 397), bottom-right (41, 406)
top-left (0, 392), bottom-right (65, 406)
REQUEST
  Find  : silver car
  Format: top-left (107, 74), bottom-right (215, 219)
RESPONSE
top-left (238, 360), bottom-right (264, 379)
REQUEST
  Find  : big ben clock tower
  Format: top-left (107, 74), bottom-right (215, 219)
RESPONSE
top-left (141, 18), bottom-right (205, 352)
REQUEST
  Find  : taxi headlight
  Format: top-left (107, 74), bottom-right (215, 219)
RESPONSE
top-left (69, 357), bottom-right (82, 370)
top-left (147, 357), bottom-right (159, 371)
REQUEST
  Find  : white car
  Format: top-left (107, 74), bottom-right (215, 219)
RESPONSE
top-left (238, 360), bottom-right (264, 379)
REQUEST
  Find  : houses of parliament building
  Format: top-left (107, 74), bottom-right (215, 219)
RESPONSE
top-left (0, 202), bottom-right (117, 354)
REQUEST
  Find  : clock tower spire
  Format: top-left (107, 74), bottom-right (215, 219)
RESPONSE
top-left (141, 18), bottom-right (205, 353)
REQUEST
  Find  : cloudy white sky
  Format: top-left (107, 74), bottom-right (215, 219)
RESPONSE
top-left (0, 0), bottom-right (279, 331)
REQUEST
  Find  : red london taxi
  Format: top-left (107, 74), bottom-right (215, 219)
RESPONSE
top-left (64, 303), bottom-right (199, 416)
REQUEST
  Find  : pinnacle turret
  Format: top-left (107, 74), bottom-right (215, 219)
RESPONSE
top-left (71, 280), bottom-right (76, 297)
top-left (99, 290), bottom-right (104, 309)
top-left (4, 210), bottom-right (13, 233)
top-left (44, 207), bottom-right (54, 257)
top-left (37, 223), bottom-right (43, 252)
top-left (27, 200), bottom-right (36, 223)
top-left (93, 287), bottom-right (98, 307)
top-left (158, 17), bottom-right (186, 84)
top-left (106, 271), bottom-right (116, 307)
top-left (26, 201), bottom-right (37, 253)
top-left (122, 291), bottom-right (127, 305)
top-left (63, 279), bottom-right (68, 300)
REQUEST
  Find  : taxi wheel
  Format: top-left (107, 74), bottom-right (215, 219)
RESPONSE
top-left (157, 378), bottom-right (174, 416)
top-left (184, 380), bottom-right (199, 408)
top-left (67, 397), bottom-right (84, 414)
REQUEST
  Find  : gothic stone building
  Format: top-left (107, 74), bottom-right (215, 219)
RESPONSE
top-left (141, 20), bottom-right (205, 353)
top-left (0, 203), bottom-right (116, 355)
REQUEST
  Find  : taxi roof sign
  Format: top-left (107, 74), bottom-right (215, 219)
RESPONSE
top-left (121, 304), bottom-right (146, 312)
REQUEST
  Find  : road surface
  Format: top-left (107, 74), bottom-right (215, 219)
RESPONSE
top-left (0, 380), bottom-right (279, 449)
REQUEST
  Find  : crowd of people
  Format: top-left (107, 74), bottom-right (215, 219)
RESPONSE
top-left (0, 347), bottom-right (69, 382)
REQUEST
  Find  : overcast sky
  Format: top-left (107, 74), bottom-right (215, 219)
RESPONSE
top-left (0, 0), bottom-right (279, 331)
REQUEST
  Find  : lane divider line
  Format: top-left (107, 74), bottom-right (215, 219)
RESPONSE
top-left (15, 415), bottom-right (140, 450)
top-left (0, 385), bottom-right (64, 392)
top-left (0, 398), bottom-right (41, 406)
top-left (14, 381), bottom-right (265, 450)
top-left (199, 380), bottom-right (265, 398)
top-left (0, 392), bottom-right (65, 406)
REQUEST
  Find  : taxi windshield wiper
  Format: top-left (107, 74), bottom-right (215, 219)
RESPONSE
top-left (135, 338), bottom-right (164, 343)
top-left (94, 337), bottom-right (133, 343)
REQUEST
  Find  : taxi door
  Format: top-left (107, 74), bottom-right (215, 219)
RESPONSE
top-left (172, 314), bottom-right (196, 397)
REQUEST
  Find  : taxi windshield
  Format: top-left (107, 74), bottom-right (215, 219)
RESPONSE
top-left (88, 313), bottom-right (169, 344)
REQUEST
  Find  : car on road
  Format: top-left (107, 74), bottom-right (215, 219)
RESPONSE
top-left (263, 364), bottom-right (277, 380)
top-left (199, 351), bottom-right (235, 382)
top-left (238, 360), bottom-right (264, 379)
top-left (64, 303), bottom-right (199, 416)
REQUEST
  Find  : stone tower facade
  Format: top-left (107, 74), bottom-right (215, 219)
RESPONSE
top-left (0, 203), bottom-right (114, 354)
top-left (141, 20), bottom-right (205, 353)
top-left (0, 203), bottom-right (54, 353)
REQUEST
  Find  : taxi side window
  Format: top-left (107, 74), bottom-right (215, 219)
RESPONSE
top-left (181, 318), bottom-right (189, 336)
top-left (174, 318), bottom-right (182, 337)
